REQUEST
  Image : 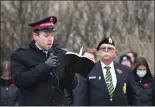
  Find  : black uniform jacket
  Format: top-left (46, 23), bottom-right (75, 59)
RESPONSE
top-left (86, 61), bottom-right (139, 106)
top-left (10, 41), bottom-right (68, 106)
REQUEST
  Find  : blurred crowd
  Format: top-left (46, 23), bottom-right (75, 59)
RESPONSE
top-left (0, 50), bottom-right (154, 106)
top-left (0, 15), bottom-right (154, 106)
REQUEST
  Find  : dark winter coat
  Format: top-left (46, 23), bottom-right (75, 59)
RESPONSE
top-left (0, 78), bottom-right (19, 106)
top-left (10, 41), bottom-right (68, 106)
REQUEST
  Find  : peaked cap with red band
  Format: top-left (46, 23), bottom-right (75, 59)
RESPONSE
top-left (29, 16), bottom-right (57, 32)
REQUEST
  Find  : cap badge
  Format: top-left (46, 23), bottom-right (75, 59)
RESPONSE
top-left (109, 38), bottom-right (112, 43)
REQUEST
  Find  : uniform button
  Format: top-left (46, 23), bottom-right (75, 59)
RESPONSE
top-left (110, 98), bottom-right (113, 101)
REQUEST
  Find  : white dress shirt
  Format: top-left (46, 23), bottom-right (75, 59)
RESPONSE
top-left (100, 61), bottom-right (117, 89)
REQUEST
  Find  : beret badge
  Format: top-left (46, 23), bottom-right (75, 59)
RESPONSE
top-left (109, 38), bottom-right (112, 43)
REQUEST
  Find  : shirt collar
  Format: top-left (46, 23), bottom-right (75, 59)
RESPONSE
top-left (35, 43), bottom-right (43, 50)
top-left (35, 43), bottom-right (48, 54)
top-left (43, 51), bottom-right (48, 54)
top-left (100, 61), bottom-right (114, 70)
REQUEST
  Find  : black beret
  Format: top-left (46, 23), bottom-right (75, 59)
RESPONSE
top-left (29, 16), bottom-right (57, 32)
top-left (97, 37), bottom-right (115, 51)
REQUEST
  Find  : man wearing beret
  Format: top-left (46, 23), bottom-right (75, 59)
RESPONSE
top-left (10, 16), bottom-right (70, 106)
top-left (84, 37), bottom-right (139, 106)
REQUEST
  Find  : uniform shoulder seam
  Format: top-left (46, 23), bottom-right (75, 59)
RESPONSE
top-left (15, 48), bottom-right (26, 52)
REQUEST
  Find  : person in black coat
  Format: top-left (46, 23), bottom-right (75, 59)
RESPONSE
top-left (10, 16), bottom-right (72, 106)
top-left (153, 77), bottom-right (155, 106)
top-left (84, 37), bottom-right (139, 106)
top-left (132, 57), bottom-right (153, 106)
top-left (0, 60), bottom-right (19, 106)
top-left (64, 48), bottom-right (96, 106)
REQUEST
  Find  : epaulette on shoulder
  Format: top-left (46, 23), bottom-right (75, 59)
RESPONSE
top-left (15, 48), bottom-right (26, 52)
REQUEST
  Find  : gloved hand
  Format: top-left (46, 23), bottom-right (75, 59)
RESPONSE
top-left (45, 56), bottom-right (58, 68)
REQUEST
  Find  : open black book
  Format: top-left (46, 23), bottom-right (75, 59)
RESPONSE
top-left (55, 49), bottom-right (95, 88)
top-left (66, 51), bottom-right (95, 77)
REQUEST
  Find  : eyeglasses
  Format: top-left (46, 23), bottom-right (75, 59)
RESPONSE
top-left (99, 47), bottom-right (115, 52)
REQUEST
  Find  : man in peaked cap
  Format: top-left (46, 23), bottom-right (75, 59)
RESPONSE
top-left (83, 37), bottom-right (140, 106)
top-left (29, 16), bottom-right (57, 32)
top-left (10, 16), bottom-right (70, 106)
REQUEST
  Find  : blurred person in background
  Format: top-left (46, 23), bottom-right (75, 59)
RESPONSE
top-left (83, 48), bottom-right (97, 63)
top-left (64, 47), bottom-right (97, 106)
top-left (0, 60), bottom-right (19, 106)
top-left (119, 54), bottom-right (132, 68)
top-left (126, 51), bottom-right (138, 64)
top-left (0, 62), bottom-right (4, 106)
top-left (153, 77), bottom-right (155, 106)
top-left (132, 57), bottom-right (153, 106)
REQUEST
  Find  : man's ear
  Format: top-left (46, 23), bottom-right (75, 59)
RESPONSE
top-left (33, 33), bottom-right (38, 41)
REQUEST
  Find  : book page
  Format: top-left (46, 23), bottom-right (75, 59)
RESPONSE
top-left (66, 51), bottom-right (80, 57)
